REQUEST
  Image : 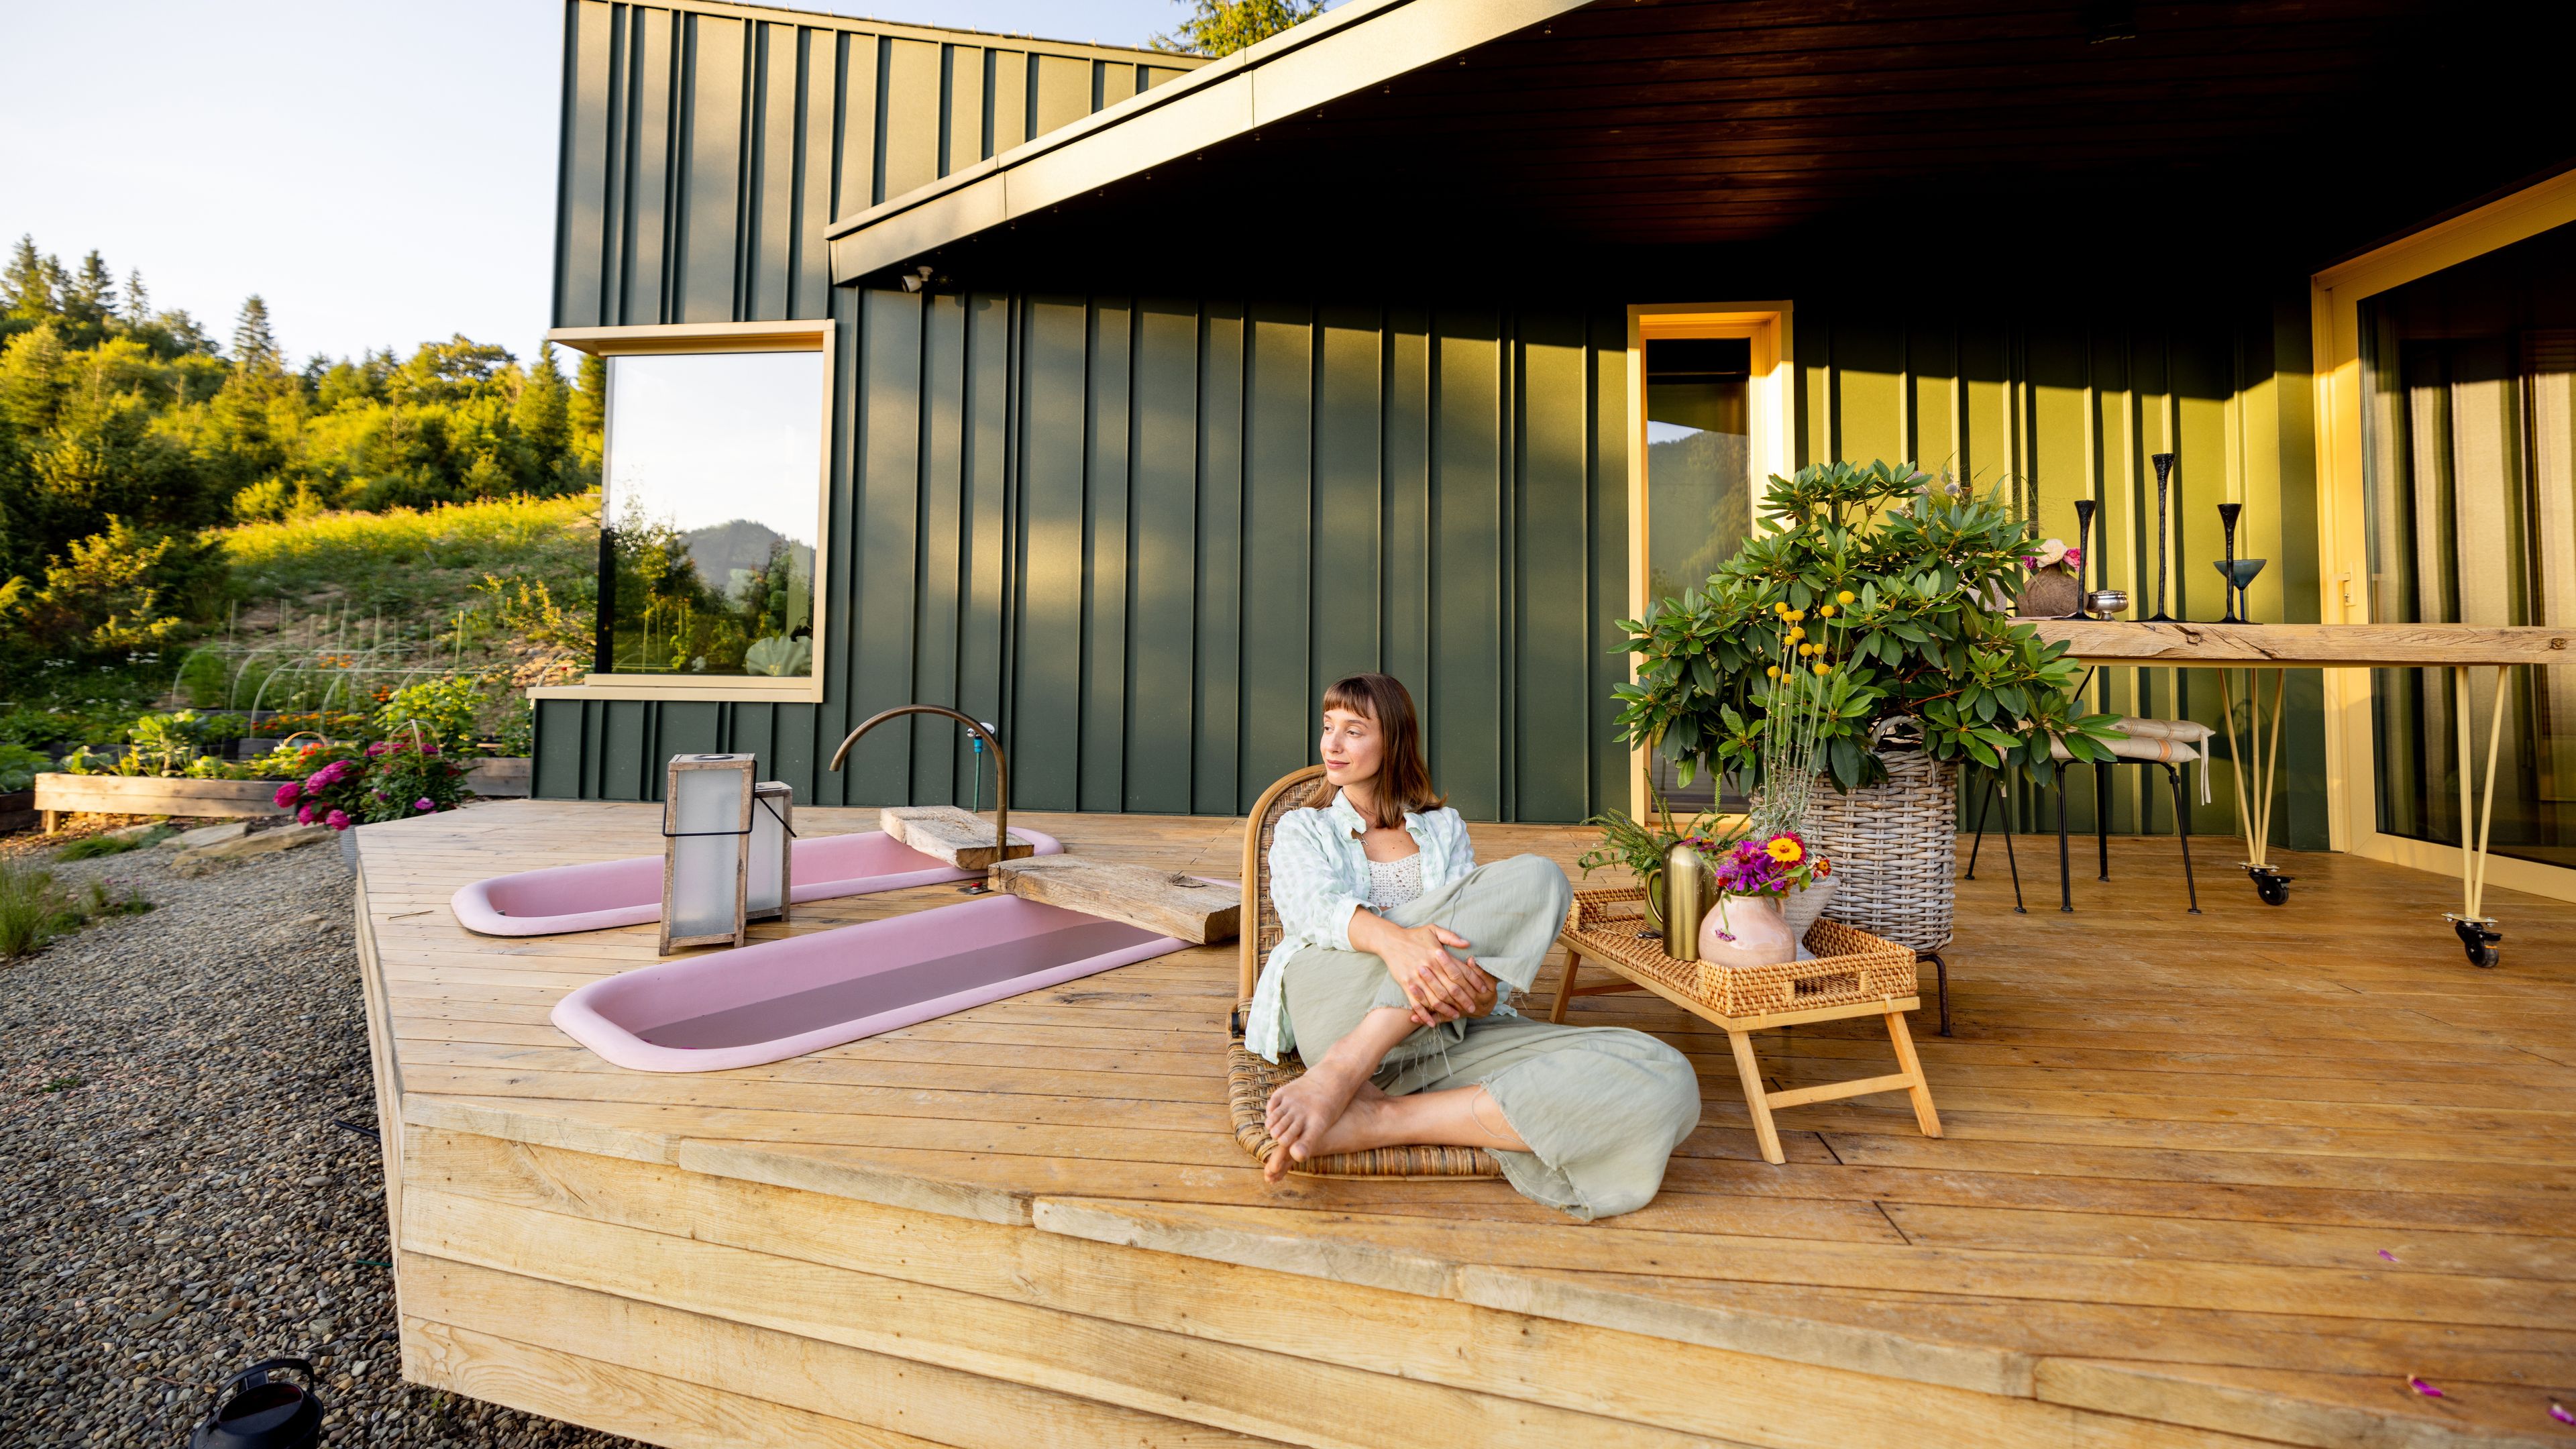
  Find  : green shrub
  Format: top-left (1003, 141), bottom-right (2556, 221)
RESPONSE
top-left (374, 675), bottom-right (489, 755)
top-left (217, 494), bottom-right (596, 614)
top-left (0, 745), bottom-right (50, 793)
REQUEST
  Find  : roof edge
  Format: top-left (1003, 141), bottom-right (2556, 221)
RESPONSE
top-left (824, 0), bottom-right (1589, 284)
top-left (642, 0), bottom-right (1212, 67)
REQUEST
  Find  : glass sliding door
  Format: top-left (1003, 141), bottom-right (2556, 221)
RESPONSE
top-left (2359, 217), bottom-right (2576, 868)
top-left (1644, 335), bottom-right (1756, 810)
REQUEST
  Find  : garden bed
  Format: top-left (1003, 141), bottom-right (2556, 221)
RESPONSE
top-left (32, 774), bottom-right (289, 829)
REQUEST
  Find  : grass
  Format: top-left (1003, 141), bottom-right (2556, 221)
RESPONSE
top-left (0, 859), bottom-right (152, 961)
top-left (217, 493), bottom-right (598, 614)
top-left (54, 827), bottom-right (176, 861)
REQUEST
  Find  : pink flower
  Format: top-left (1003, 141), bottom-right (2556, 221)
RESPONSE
top-left (325, 809), bottom-right (350, 831)
top-left (297, 804), bottom-right (315, 825)
top-left (271, 782), bottom-right (301, 809)
top-left (365, 741), bottom-right (391, 757)
top-left (414, 798), bottom-right (435, 812)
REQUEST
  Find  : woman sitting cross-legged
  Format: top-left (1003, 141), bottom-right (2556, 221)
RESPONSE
top-left (1245, 672), bottom-right (1702, 1221)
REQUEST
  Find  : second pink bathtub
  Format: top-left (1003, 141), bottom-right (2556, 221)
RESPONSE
top-left (450, 826), bottom-right (1064, 936)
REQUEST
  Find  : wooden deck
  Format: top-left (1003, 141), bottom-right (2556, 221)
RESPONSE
top-left (356, 800), bottom-right (2576, 1449)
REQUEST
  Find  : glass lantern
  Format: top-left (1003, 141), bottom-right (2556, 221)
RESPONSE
top-left (747, 780), bottom-right (793, 925)
top-left (661, 753), bottom-right (757, 953)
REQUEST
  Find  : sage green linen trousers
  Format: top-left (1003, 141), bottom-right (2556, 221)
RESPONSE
top-left (1281, 853), bottom-right (1703, 1221)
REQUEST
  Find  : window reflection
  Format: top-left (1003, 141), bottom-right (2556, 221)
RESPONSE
top-left (599, 351), bottom-right (823, 678)
top-left (2361, 218), bottom-right (2576, 867)
top-left (1645, 336), bottom-right (1754, 810)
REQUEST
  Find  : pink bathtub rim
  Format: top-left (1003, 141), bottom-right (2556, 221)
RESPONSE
top-left (448, 825), bottom-right (1064, 936)
top-left (549, 894), bottom-right (1183, 1072)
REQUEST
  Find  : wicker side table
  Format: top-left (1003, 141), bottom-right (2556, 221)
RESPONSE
top-left (1552, 888), bottom-right (1943, 1165)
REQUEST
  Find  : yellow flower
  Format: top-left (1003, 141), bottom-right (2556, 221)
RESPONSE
top-left (1798, 642), bottom-right (1816, 656)
top-left (1814, 661), bottom-right (1831, 676)
top-left (1837, 590), bottom-right (1856, 604)
top-left (1766, 837), bottom-right (1804, 864)
top-left (1785, 609), bottom-right (1805, 624)
top-left (1766, 664), bottom-right (1781, 678)
top-left (1786, 626), bottom-right (1805, 642)
top-left (1818, 604), bottom-right (1836, 617)
top-left (1772, 601), bottom-right (1790, 615)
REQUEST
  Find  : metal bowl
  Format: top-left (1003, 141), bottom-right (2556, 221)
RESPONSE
top-left (2087, 589), bottom-right (2130, 615)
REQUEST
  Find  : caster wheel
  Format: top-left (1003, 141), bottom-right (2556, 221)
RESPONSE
top-left (2247, 867), bottom-right (2292, 906)
top-left (2453, 918), bottom-right (2502, 969)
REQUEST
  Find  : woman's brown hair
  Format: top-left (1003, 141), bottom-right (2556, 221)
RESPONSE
top-left (1322, 672), bottom-right (1444, 828)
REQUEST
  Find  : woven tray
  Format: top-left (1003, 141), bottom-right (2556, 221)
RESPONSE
top-left (1566, 888), bottom-right (1919, 1019)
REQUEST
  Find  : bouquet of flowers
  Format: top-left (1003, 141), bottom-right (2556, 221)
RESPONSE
top-left (1711, 829), bottom-right (1831, 899)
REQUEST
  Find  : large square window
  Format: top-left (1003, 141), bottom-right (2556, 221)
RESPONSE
top-left (598, 349), bottom-right (825, 680)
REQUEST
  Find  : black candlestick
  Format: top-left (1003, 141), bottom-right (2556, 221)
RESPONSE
top-left (2216, 504), bottom-right (2244, 624)
top-left (2145, 453), bottom-right (2176, 621)
top-left (2065, 499), bottom-right (2098, 619)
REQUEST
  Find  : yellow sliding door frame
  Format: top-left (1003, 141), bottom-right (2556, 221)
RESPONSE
top-left (2310, 168), bottom-right (2576, 904)
top-left (1623, 303), bottom-right (1795, 820)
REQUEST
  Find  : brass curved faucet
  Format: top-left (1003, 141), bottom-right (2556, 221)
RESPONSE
top-left (828, 705), bottom-right (1012, 869)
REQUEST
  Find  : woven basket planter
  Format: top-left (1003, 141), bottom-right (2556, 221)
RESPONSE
top-left (1799, 733), bottom-right (1957, 953)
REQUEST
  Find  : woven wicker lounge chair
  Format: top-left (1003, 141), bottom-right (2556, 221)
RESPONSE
top-left (1224, 765), bottom-right (1503, 1179)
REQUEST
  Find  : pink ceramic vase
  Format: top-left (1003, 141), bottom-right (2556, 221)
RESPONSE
top-left (1698, 893), bottom-right (1797, 969)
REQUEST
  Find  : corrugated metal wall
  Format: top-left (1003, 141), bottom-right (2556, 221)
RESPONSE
top-left (541, 1), bottom-right (2326, 842)
top-left (1792, 293), bottom-right (2326, 848)
top-left (538, 290), bottom-right (1634, 821)
top-left (552, 0), bottom-right (1196, 329)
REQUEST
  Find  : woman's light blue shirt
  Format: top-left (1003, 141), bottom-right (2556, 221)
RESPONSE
top-left (1243, 788), bottom-right (1479, 1062)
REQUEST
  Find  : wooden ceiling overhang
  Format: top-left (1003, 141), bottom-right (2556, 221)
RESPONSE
top-left (824, 0), bottom-right (2513, 294)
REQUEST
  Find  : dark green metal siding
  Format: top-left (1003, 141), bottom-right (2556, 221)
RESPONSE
top-left (553, 0), bottom-right (1196, 329)
top-left (538, 286), bottom-right (1633, 821)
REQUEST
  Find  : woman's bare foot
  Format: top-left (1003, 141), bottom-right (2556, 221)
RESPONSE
top-left (1265, 1056), bottom-right (1375, 1181)
top-left (1291, 1081), bottom-right (1399, 1162)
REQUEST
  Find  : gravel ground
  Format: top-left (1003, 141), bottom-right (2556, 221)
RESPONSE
top-left (1, 827), bottom-right (638, 1447)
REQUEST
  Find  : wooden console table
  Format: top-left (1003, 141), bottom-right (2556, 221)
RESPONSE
top-left (2025, 621), bottom-right (2574, 967)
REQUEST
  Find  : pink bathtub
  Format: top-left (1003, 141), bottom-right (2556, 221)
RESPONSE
top-left (449, 826), bottom-right (1064, 937)
top-left (549, 894), bottom-right (1182, 1071)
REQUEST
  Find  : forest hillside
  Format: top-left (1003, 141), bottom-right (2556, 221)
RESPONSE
top-left (0, 235), bottom-right (600, 755)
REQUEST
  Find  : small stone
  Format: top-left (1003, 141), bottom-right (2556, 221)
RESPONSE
top-left (172, 824), bottom-right (334, 875)
top-left (160, 821), bottom-right (253, 851)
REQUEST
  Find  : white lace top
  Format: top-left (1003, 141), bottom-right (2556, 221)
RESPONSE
top-left (1364, 851), bottom-right (1425, 910)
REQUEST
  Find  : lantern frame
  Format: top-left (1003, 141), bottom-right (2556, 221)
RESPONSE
top-left (661, 753), bottom-right (758, 954)
top-left (747, 780), bottom-right (794, 925)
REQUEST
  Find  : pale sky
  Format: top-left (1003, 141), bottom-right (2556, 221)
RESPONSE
top-left (0, 0), bottom-right (1204, 367)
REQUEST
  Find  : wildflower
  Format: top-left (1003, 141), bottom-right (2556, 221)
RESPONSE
top-left (1814, 662), bottom-right (1831, 676)
top-left (1766, 665), bottom-right (1781, 678)
top-left (271, 782), bottom-right (301, 809)
top-left (1836, 590), bottom-right (1855, 604)
top-left (1818, 604), bottom-right (1836, 617)
top-left (414, 798), bottom-right (435, 812)
top-left (1766, 837), bottom-right (1804, 865)
top-left (366, 741), bottom-right (391, 757)
top-left (1799, 643), bottom-right (1815, 657)
top-left (1787, 626), bottom-right (1805, 642)
top-left (1815, 859), bottom-right (1831, 877)
top-left (325, 810), bottom-right (350, 831)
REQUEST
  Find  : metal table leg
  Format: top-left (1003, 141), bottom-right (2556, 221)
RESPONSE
top-left (2219, 669), bottom-right (2292, 906)
top-left (2445, 664), bottom-right (2512, 968)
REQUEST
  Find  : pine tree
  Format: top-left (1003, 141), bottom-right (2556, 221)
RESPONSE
top-left (230, 294), bottom-right (278, 372)
top-left (62, 252), bottom-right (116, 333)
top-left (123, 270), bottom-right (151, 327)
top-left (3, 236), bottom-right (57, 319)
